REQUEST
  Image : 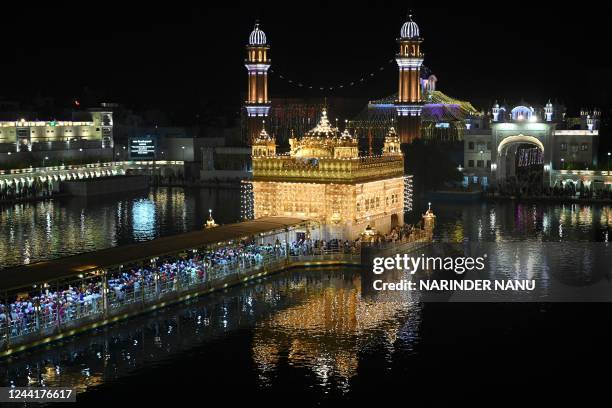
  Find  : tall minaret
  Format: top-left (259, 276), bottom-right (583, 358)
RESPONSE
top-left (244, 21), bottom-right (271, 144)
top-left (395, 14), bottom-right (424, 144)
top-left (544, 100), bottom-right (553, 122)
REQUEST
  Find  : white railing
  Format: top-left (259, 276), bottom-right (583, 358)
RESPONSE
top-left (0, 236), bottom-right (431, 348)
top-left (0, 251), bottom-right (350, 347)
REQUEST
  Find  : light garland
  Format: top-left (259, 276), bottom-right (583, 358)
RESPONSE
top-left (403, 175), bottom-right (413, 213)
top-left (517, 147), bottom-right (544, 167)
top-left (241, 180), bottom-right (254, 220)
top-left (268, 59), bottom-right (395, 92)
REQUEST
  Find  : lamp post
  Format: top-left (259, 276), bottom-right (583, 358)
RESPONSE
top-left (608, 152), bottom-right (611, 170)
top-left (478, 150), bottom-right (484, 185)
top-left (43, 156), bottom-right (49, 168)
top-left (181, 146), bottom-right (186, 181)
top-left (113, 145), bottom-right (125, 166)
top-left (561, 158), bottom-right (565, 170)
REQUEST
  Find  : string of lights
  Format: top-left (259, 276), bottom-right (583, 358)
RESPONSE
top-left (241, 180), bottom-right (255, 220)
top-left (268, 59), bottom-right (395, 92)
top-left (404, 175), bottom-right (414, 213)
top-left (517, 147), bottom-right (544, 167)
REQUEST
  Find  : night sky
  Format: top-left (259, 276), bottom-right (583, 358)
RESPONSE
top-left (0, 4), bottom-right (609, 123)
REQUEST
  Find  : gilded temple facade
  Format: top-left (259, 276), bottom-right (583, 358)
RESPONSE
top-left (250, 109), bottom-right (405, 239)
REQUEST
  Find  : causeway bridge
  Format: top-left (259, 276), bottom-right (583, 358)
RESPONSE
top-left (0, 160), bottom-right (184, 198)
top-left (0, 217), bottom-right (349, 357)
top-left (0, 215), bottom-right (432, 358)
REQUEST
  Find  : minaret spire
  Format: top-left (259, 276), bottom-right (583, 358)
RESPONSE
top-left (244, 20), bottom-right (271, 144)
top-left (395, 13), bottom-right (424, 144)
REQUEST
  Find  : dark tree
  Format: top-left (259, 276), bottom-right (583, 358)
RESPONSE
top-left (402, 140), bottom-right (462, 193)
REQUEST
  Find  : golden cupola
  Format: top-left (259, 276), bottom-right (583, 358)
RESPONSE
top-left (334, 128), bottom-right (359, 159)
top-left (383, 127), bottom-right (401, 156)
top-left (252, 123), bottom-right (276, 157)
top-left (288, 109), bottom-right (359, 159)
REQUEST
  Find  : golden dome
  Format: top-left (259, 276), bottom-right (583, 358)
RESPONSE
top-left (289, 109), bottom-right (358, 158)
top-left (254, 126), bottom-right (274, 144)
top-left (385, 127), bottom-right (399, 142)
top-left (303, 109), bottom-right (341, 139)
top-left (340, 128), bottom-right (353, 141)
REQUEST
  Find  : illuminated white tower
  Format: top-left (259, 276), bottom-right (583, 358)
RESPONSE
top-left (395, 14), bottom-right (424, 144)
top-left (593, 108), bottom-right (601, 130)
top-left (580, 108), bottom-right (599, 131)
top-left (244, 21), bottom-right (271, 144)
top-left (492, 101), bottom-right (500, 122)
top-left (587, 115), bottom-right (594, 131)
top-left (545, 100), bottom-right (553, 122)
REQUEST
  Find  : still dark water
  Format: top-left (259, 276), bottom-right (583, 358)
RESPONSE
top-left (0, 188), bottom-right (241, 269)
top-left (1, 187), bottom-right (611, 269)
top-left (1, 189), bottom-right (612, 406)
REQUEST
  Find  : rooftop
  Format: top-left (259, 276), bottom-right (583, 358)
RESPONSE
top-left (350, 90), bottom-right (480, 128)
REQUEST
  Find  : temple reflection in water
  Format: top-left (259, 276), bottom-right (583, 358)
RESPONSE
top-left (0, 270), bottom-right (421, 393)
top-left (252, 273), bottom-right (417, 384)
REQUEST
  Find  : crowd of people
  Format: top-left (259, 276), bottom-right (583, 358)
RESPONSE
top-left (0, 281), bottom-right (103, 338)
top-left (288, 238), bottom-right (359, 256)
top-left (0, 240), bottom-right (291, 338)
top-left (0, 226), bottom-right (430, 339)
top-left (104, 242), bottom-right (286, 305)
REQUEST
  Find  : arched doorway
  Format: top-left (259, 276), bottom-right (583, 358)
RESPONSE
top-left (496, 134), bottom-right (545, 195)
top-left (390, 213), bottom-right (399, 229)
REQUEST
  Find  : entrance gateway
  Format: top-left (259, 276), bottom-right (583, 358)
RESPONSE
top-left (491, 119), bottom-right (553, 189)
top-left (464, 102), bottom-right (602, 192)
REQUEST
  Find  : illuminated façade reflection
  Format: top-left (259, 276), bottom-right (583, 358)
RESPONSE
top-left (252, 274), bottom-right (419, 388)
top-left (1, 186), bottom-right (610, 271)
top-left (427, 201), bottom-right (612, 243)
top-left (0, 187), bottom-right (241, 269)
top-left (0, 269), bottom-right (422, 396)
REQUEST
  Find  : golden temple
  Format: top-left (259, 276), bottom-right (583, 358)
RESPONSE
top-left (250, 109), bottom-right (406, 239)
